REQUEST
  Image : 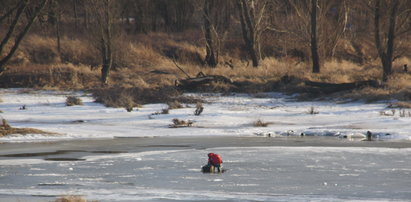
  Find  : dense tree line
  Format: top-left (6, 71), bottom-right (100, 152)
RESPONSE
top-left (1, 0), bottom-right (411, 84)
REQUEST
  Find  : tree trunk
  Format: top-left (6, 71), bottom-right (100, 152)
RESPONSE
top-left (101, 50), bottom-right (111, 85)
top-left (0, 1), bottom-right (27, 57)
top-left (84, 6), bottom-right (89, 29)
top-left (374, 0), bottom-right (399, 82)
top-left (56, 8), bottom-right (61, 54)
top-left (0, 1), bottom-right (22, 25)
top-left (310, 0), bottom-right (320, 73)
top-left (0, 0), bottom-right (48, 73)
top-left (384, 0), bottom-right (399, 81)
top-left (203, 0), bottom-right (217, 67)
top-left (237, 0), bottom-right (258, 67)
top-left (100, 0), bottom-right (113, 85)
top-left (100, 37), bottom-right (112, 85)
top-left (73, 0), bottom-right (78, 30)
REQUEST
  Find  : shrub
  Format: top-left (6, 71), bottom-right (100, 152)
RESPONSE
top-left (308, 106), bottom-right (319, 114)
top-left (125, 105), bottom-right (134, 112)
top-left (253, 119), bottom-right (270, 127)
top-left (92, 87), bottom-right (186, 108)
top-left (167, 100), bottom-right (183, 109)
top-left (1, 118), bottom-right (58, 137)
top-left (59, 37), bottom-right (99, 66)
top-left (0, 64), bottom-right (100, 89)
top-left (55, 195), bottom-right (89, 202)
top-left (151, 108), bottom-right (169, 115)
top-left (169, 118), bottom-right (193, 128)
top-left (162, 108), bottom-right (170, 114)
top-left (2, 119), bottom-right (11, 130)
top-left (194, 102), bottom-right (204, 116)
top-left (66, 96), bottom-right (83, 106)
top-left (23, 35), bottom-right (60, 64)
top-left (387, 101), bottom-right (411, 109)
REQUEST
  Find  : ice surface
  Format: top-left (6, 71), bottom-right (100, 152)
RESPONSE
top-left (1, 147), bottom-right (411, 201)
top-left (1, 89), bottom-right (411, 201)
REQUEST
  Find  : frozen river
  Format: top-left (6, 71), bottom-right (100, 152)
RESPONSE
top-left (1, 89), bottom-right (411, 201)
top-left (1, 136), bottom-right (411, 202)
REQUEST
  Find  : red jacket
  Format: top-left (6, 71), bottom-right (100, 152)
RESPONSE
top-left (208, 153), bottom-right (223, 165)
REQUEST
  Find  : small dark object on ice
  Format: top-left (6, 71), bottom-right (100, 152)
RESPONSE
top-left (366, 131), bottom-right (372, 141)
top-left (72, 120), bottom-right (86, 123)
top-left (66, 96), bottom-right (83, 106)
top-left (169, 118), bottom-right (193, 128)
top-left (125, 106), bottom-right (133, 112)
top-left (194, 103), bottom-right (204, 116)
top-left (201, 164), bottom-right (226, 173)
top-left (19, 105), bottom-right (26, 110)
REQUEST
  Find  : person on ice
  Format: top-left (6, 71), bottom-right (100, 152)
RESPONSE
top-left (207, 153), bottom-right (223, 172)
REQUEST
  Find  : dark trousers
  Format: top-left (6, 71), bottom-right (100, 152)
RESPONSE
top-left (210, 164), bottom-right (221, 172)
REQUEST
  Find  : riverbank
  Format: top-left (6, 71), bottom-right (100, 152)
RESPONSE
top-left (1, 89), bottom-right (411, 142)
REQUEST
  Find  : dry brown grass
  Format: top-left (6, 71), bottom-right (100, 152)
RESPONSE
top-left (14, 34), bottom-right (98, 67)
top-left (125, 43), bottom-right (167, 68)
top-left (0, 119), bottom-right (58, 137)
top-left (388, 101), bottom-right (411, 108)
top-left (1, 31), bottom-right (410, 103)
top-left (21, 35), bottom-right (60, 64)
top-left (60, 36), bottom-right (99, 66)
top-left (0, 63), bottom-right (100, 89)
top-left (253, 119), bottom-right (270, 127)
top-left (55, 195), bottom-right (94, 202)
top-left (92, 86), bottom-right (184, 108)
top-left (342, 87), bottom-right (392, 103)
top-left (386, 73), bottom-right (411, 90)
top-left (93, 88), bottom-right (137, 108)
top-left (339, 72), bottom-right (411, 102)
top-left (66, 96), bottom-right (83, 106)
top-left (167, 100), bottom-right (183, 109)
top-left (319, 60), bottom-right (379, 83)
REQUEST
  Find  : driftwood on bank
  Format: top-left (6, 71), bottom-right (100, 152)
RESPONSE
top-left (175, 72), bottom-right (233, 90)
top-left (304, 80), bottom-right (381, 93)
top-left (169, 118), bottom-right (193, 128)
top-left (173, 60), bottom-right (232, 90)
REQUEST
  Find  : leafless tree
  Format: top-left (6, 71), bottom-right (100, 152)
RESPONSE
top-left (203, 0), bottom-right (233, 67)
top-left (372, 0), bottom-right (411, 82)
top-left (47, 0), bottom-right (63, 54)
top-left (203, 0), bottom-right (218, 67)
top-left (0, 0), bottom-right (48, 73)
top-left (310, 0), bottom-right (320, 73)
top-left (237, 0), bottom-right (269, 67)
top-left (271, 0), bottom-right (349, 73)
top-left (87, 0), bottom-right (119, 85)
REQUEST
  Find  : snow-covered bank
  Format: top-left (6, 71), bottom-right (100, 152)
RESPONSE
top-left (0, 88), bottom-right (410, 142)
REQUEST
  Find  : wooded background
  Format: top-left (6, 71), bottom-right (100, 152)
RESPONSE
top-left (1, 0), bottom-right (411, 85)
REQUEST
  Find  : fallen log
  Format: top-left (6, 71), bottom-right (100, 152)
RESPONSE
top-left (304, 80), bottom-right (381, 93)
top-left (175, 72), bottom-right (232, 91)
top-left (172, 59), bottom-right (233, 91)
